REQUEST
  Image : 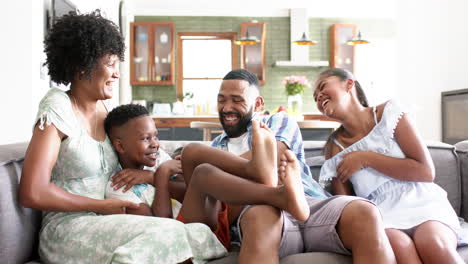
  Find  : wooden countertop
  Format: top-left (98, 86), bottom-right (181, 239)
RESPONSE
top-left (153, 114), bottom-right (337, 128)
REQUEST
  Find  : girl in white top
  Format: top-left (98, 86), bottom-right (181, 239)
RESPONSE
top-left (314, 68), bottom-right (463, 264)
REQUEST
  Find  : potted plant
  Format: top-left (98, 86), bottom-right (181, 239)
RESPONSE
top-left (282, 75), bottom-right (309, 116)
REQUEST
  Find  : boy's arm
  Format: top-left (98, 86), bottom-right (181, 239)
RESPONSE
top-left (152, 164), bottom-right (177, 218)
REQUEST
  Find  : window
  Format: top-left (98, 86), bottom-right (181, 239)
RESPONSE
top-left (177, 33), bottom-right (238, 114)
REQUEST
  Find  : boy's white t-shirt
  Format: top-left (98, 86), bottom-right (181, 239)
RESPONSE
top-left (227, 132), bottom-right (250, 156)
top-left (105, 148), bottom-right (182, 217)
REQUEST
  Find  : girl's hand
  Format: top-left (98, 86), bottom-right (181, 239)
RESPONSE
top-left (111, 169), bottom-right (153, 192)
top-left (337, 151), bottom-right (369, 183)
top-left (95, 199), bottom-right (140, 215)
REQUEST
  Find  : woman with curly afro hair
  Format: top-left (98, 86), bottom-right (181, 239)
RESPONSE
top-left (19, 10), bottom-right (226, 263)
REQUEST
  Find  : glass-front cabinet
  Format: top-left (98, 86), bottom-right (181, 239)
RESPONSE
top-left (240, 22), bottom-right (266, 85)
top-left (130, 22), bottom-right (174, 85)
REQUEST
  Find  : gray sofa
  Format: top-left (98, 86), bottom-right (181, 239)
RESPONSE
top-left (2, 140), bottom-right (468, 264)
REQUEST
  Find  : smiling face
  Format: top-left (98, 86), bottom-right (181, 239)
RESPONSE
top-left (217, 79), bottom-right (258, 138)
top-left (114, 115), bottom-right (160, 169)
top-left (79, 54), bottom-right (120, 100)
top-left (313, 75), bottom-right (353, 117)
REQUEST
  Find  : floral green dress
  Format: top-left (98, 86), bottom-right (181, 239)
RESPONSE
top-left (36, 88), bottom-right (226, 264)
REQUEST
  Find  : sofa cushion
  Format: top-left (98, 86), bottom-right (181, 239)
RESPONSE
top-left (303, 141), bottom-right (326, 159)
top-left (427, 142), bottom-right (462, 216)
top-left (0, 141), bottom-right (28, 166)
top-left (207, 252), bottom-right (352, 264)
top-left (456, 140), bottom-right (468, 220)
top-left (281, 252), bottom-right (351, 264)
top-left (0, 142), bottom-right (42, 264)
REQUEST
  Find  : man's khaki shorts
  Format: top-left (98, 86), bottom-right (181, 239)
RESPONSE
top-left (237, 195), bottom-right (369, 258)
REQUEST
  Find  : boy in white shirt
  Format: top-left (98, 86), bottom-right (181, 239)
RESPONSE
top-left (104, 104), bottom-right (182, 217)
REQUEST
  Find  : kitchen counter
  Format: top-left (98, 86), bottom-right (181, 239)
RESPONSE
top-left (152, 113), bottom-right (336, 128)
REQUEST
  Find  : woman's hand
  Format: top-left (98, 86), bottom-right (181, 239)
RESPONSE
top-left (111, 169), bottom-right (154, 192)
top-left (95, 198), bottom-right (140, 215)
top-left (337, 151), bottom-right (369, 183)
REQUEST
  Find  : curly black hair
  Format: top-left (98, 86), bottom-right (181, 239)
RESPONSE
top-left (44, 10), bottom-right (125, 86)
top-left (104, 104), bottom-right (149, 136)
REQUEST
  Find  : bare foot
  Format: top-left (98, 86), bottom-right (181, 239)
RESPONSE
top-left (278, 150), bottom-right (310, 222)
top-left (247, 120), bottom-right (278, 186)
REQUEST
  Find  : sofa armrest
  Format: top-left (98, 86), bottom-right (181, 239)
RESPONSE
top-left (456, 140), bottom-right (468, 220)
top-left (0, 142), bottom-right (42, 264)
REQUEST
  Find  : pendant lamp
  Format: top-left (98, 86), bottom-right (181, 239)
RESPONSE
top-left (346, 31), bottom-right (370, 45)
top-left (293, 32), bottom-right (317, 46)
top-left (235, 30), bottom-right (260, 45)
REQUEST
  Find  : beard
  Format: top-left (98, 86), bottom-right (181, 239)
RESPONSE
top-left (219, 107), bottom-right (254, 138)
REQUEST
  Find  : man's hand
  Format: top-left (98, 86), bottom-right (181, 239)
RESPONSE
top-left (111, 169), bottom-right (153, 192)
top-left (95, 199), bottom-right (140, 215)
top-left (337, 151), bottom-right (369, 183)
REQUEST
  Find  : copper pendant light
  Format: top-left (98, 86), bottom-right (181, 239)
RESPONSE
top-left (235, 30), bottom-right (260, 45)
top-left (347, 31), bottom-right (370, 45)
top-left (293, 32), bottom-right (317, 46)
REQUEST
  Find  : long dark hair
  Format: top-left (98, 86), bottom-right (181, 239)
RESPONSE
top-left (316, 68), bottom-right (369, 158)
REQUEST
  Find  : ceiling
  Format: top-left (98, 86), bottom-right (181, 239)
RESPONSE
top-left (128, 0), bottom-right (396, 18)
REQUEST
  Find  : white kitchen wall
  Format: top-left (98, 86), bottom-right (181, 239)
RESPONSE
top-left (395, 0), bottom-right (468, 141)
top-left (0, 0), bottom-right (121, 145)
top-left (132, 0), bottom-right (395, 18)
top-left (447, 0), bottom-right (468, 93)
top-left (0, 0), bottom-right (48, 145)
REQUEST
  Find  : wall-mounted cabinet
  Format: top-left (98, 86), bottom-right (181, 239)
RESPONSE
top-left (330, 24), bottom-right (356, 73)
top-left (130, 22), bottom-right (175, 85)
top-left (240, 22), bottom-right (266, 85)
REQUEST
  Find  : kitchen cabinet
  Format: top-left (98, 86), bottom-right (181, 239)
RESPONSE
top-left (156, 127), bottom-right (332, 141)
top-left (300, 128), bottom-right (333, 141)
top-left (153, 115), bottom-right (336, 141)
top-left (156, 128), bottom-right (204, 141)
top-left (330, 24), bottom-right (357, 73)
top-left (130, 22), bottom-right (175, 85)
top-left (240, 22), bottom-right (266, 85)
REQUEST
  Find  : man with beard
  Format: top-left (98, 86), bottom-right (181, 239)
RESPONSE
top-left (211, 69), bottom-right (397, 263)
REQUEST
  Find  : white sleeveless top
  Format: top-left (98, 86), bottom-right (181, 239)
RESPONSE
top-left (319, 100), bottom-right (462, 237)
top-left (320, 99), bottom-right (406, 198)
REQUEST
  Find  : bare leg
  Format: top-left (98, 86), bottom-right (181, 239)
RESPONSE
top-left (179, 162), bottom-right (310, 223)
top-left (246, 120), bottom-right (278, 186)
top-left (386, 228), bottom-right (422, 263)
top-left (238, 205), bottom-right (282, 264)
top-left (181, 120), bottom-right (278, 186)
top-left (181, 142), bottom-right (248, 185)
top-left (413, 221), bottom-right (463, 264)
top-left (337, 200), bottom-right (397, 264)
